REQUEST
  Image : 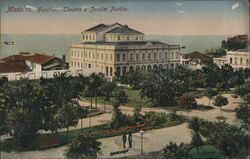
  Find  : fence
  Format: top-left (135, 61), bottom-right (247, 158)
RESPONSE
top-left (0, 68), bottom-right (97, 81)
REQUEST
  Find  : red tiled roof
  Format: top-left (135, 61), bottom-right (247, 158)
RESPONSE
top-left (1, 54), bottom-right (58, 65)
top-left (0, 61), bottom-right (30, 73)
top-left (1, 54), bottom-right (31, 62)
top-left (27, 55), bottom-right (57, 65)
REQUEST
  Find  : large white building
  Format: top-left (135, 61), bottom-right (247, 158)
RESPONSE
top-left (70, 23), bottom-right (180, 79)
top-left (213, 49), bottom-right (250, 69)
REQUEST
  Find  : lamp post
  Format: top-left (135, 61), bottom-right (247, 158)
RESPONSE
top-left (89, 108), bottom-right (92, 127)
top-left (139, 130), bottom-right (144, 154)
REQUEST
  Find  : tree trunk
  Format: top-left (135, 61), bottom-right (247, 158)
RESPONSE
top-left (0, 134), bottom-right (1, 159)
top-left (95, 90), bottom-right (97, 110)
top-left (81, 119), bottom-right (83, 131)
top-left (67, 127), bottom-right (69, 138)
top-left (220, 107), bottom-right (222, 117)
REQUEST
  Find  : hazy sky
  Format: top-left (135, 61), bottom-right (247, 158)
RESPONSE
top-left (1, 0), bottom-right (249, 35)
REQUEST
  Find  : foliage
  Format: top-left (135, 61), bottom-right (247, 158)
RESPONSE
top-left (65, 134), bottom-right (101, 158)
top-left (200, 120), bottom-right (249, 157)
top-left (235, 103), bottom-right (250, 127)
top-left (177, 93), bottom-right (197, 110)
top-left (2, 80), bottom-right (46, 147)
top-left (143, 111), bottom-right (168, 127)
top-left (120, 71), bottom-right (144, 90)
top-left (221, 37), bottom-right (247, 51)
top-left (55, 101), bottom-right (79, 134)
top-left (132, 105), bottom-right (143, 123)
top-left (100, 81), bottom-right (116, 101)
top-left (188, 117), bottom-right (203, 156)
top-left (162, 142), bottom-right (191, 159)
top-left (109, 102), bottom-right (131, 129)
top-left (189, 145), bottom-right (226, 159)
top-left (114, 88), bottom-right (129, 103)
top-left (213, 95), bottom-right (228, 107)
top-left (140, 70), bottom-right (188, 106)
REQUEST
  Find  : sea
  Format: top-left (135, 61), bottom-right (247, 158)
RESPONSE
top-left (0, 34), bottom-right (228, 62)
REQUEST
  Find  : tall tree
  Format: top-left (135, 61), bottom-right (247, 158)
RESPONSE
top-left (55, 101), bottom-right (79, 136)
top-left (101, 81), bottom-right (116, 101)
top-left (204, 88), bottom-right (217, 107)
top-left (88, 73), bottom-right (105, 110)
top-left (3, 79), bottom-right (46, 147)
top-left (177, 93), bottom-right (197, 118)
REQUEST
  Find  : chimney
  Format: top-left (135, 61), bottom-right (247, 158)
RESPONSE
top-left (62, 55), bottom-right (66, 69)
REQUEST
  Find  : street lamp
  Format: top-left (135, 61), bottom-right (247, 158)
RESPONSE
top-left (139, 130), bottom-right (144, 154)
top-left (89, 108), bottom-right (92, 127)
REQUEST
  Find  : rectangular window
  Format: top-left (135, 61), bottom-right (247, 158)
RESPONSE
top-left (101, 53), bottom-right (103, 60)
top-left (171, 52), bottom-right (174, 59)
top-left (106, 67), bottom-right (109, 76)
top-left (106, 54), bottom-right (108, 60)
top-left (123, 54), bottom-right (126, 61)
top-left (136, 53), bottom-right (139, 60)
top-left (110, 67), bottom-right (113, 76)
top-left (88, 64), bottom-right (91, 68)
top-left (148, 53), bottom-right (151, 59)
top-left (130, 54), bottom-right (134, 61)
top-left (154, 53), bottom-right (157, 59)
top-left (142, 53), bottom-right (145, 60)
top-left (110, 54), bottom-right (113, 61)
top-left (117, 54), bottom-right (120, 62)
top-left (176, 52), bottom-right (179, 59)
top-left (165, 52), bottom-right (168, 59)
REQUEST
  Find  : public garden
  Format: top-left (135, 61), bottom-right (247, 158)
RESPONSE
top-left (0, 62), bottom-right (249, 158)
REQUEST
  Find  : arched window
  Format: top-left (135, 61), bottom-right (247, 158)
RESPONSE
top-left (118, 36), bottom-right (120, 41)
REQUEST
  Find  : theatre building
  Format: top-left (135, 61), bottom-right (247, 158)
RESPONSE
top-left (70, 23), bottom-right (180, 80)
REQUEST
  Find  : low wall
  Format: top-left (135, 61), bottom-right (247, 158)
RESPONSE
top-left (0, 68), bottom-right (97, 81)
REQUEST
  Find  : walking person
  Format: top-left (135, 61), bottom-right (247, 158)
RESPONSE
top-left (122, 132), bottom-right (127, 148)
top-left (128, 131), bottom-right (132, 148)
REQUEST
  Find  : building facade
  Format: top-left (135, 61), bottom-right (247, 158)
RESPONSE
top-left (213, 49), bottom-right (250, 69)
top-left (70, 23), bottom-right (180, 79)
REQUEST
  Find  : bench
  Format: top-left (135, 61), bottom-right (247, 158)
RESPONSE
top-left (110, 149), bottom-right (129, 156)
top-left (39, 138), bottom-right (59, 149)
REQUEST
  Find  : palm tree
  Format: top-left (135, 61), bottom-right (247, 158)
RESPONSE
top-left (188, 117), bottom-right (203, 157)
top-left (66, 134), bottom-right (101, 158)
top-left (88, 73), bottom-right (104, 110)
top-left (162, 141), bottom-right (190, 159)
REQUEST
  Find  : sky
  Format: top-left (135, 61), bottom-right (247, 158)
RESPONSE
top-left (0, 0), bottom-right (249, 35)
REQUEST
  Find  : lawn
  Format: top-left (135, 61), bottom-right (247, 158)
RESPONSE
top-left (189, 145), bottom-right (226, 159)
top-left (82, 88), bottom-right (153, 107)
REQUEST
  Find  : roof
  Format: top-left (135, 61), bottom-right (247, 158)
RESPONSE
top-left (1, 54), bottom-right (59, 65)
top-left (1, 54), bottom-right (31, 62)
top-left (106, 26), bottom-right (143, 35)
top-left (82, 41), bottom-right (172, 46)
top-left (0, 61), bottom-right (30, 73)
top-left (85, 23), bottom-right (108, 32)
top-left (182, 51), bottom-right (207, 60)
top-left (27, 55), bottom-right (57, 65)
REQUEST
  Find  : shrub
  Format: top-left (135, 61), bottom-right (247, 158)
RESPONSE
top-left (143, 112), bottom-right (168, 127)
